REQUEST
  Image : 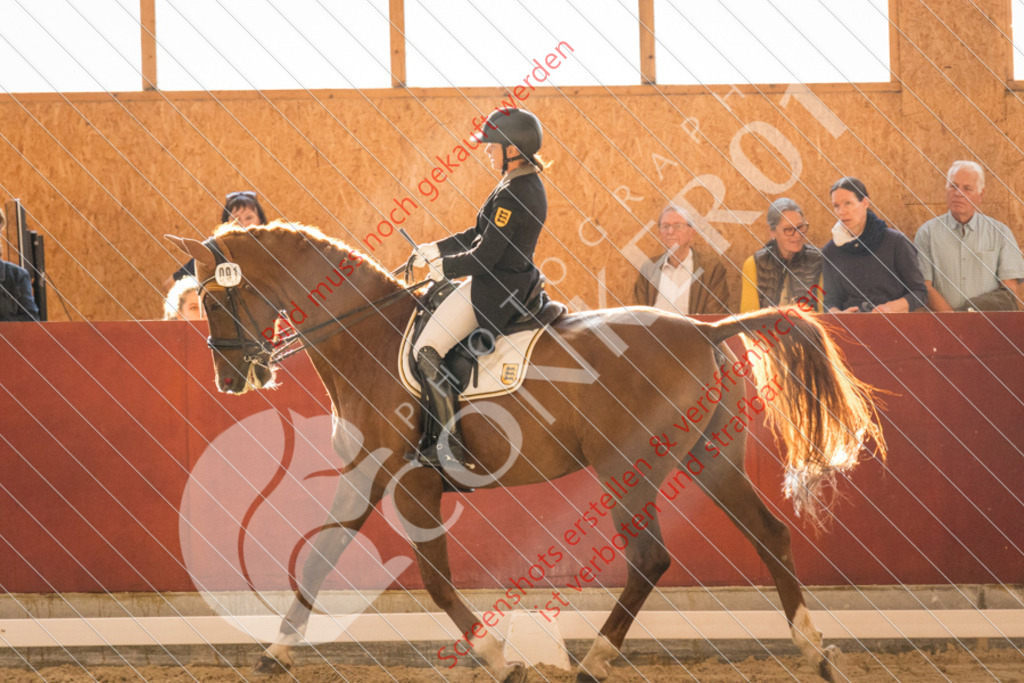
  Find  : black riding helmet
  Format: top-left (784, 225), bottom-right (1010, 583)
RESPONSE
top-left (470, 108), bottom-right (543, 173)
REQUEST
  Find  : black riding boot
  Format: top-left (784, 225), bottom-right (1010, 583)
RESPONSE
top-left (415, 346), bottom-right (466, 467)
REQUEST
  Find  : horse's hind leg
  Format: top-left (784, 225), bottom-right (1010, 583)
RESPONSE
top-left (576, 482), bottom-right (671, 682)
top-left (697, 415), bottom-right (839, 680)
top-left (391, 467), bottom-right (526, 683)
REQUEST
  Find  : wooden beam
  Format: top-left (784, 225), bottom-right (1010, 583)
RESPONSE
top-left (390, 0), bottom-right (406, 88)
top-left (639, 0), bottom-right (655, 85)
top-left (140, 0), bottom-right (157, 90)
top-left (0, 80), bottom-right (902, 106)
top-left (887, 0), bottom-right (900, 86)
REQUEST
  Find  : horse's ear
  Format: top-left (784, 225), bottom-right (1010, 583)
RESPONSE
top-left (166, 234), bottom-right (215, 271)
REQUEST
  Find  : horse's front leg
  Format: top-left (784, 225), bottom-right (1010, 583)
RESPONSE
top-left (256, 457), bottom-right (387, 674)
top-left (392, 467), bottom-right (526, 683)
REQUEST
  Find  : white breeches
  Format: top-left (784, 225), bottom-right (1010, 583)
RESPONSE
top-left (413, 280), bottom-right (479, 358)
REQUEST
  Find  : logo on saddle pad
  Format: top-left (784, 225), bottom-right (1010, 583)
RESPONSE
top-left (494, 207), bottom-right (512, 227)
top-left (501, 363), bottom-right (519, 385)
top-left (398, 315), bottom-right (544, 400)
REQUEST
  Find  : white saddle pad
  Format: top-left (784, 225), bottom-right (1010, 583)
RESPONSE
top-left (397, 313), bottom-right (547, 400)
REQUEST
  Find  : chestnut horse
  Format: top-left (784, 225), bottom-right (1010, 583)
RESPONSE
top-left (169, 223), bottom-right (884, 681)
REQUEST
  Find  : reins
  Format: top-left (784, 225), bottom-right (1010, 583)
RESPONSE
top-left (269, 280), bottom-right (428, 364)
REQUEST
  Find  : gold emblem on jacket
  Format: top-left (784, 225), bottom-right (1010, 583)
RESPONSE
top-left (494, 207), bottom-right (512, 227)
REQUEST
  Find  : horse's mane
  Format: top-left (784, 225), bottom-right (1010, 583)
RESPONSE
top-left (214, 221), bottom-right (400, 285)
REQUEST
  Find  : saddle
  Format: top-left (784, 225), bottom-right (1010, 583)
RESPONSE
top-left (400, 277), bottom-right (566, 399)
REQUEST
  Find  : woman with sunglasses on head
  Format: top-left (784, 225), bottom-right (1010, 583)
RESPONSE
top-left (221, 190), bottom-right (268, 228)
top-left (740, 198), bottom-right (823, 313)
top-left (167, 191), bottom-right (269, 287)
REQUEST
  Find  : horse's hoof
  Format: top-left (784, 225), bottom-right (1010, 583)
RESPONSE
top-left (500, 662), bottom-right (528, 683)
top-left (574, 673), bottom-right (603, 683)
top-left (253, 655), bottom-right (291, 676)
top-left (818, 644), bottom-right (843, 682)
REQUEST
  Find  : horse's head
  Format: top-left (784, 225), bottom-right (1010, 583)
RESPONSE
top-left (168, 223), bottom-right (400, 395)
top-left (167, 231), bottom-right (281, 394)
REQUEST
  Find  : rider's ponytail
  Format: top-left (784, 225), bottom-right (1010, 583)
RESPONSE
top-left (530, 153), bottom-right (554, 172)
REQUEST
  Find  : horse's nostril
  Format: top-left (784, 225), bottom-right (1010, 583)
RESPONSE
top-left (223, 377), bottom-right (233, 387)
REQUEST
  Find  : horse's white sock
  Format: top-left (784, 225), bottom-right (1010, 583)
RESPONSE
top-left (790, 604), bottom-right (824, 663)
top-left (579, 634), bottom-right (618, 680)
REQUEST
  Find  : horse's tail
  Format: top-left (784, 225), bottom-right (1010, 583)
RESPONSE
top-left (700, 308), bottom-right (887, 526)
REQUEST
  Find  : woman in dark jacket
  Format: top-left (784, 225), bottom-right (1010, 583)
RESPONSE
top-left (411, 108), bottom-right (548, 465)
top-left (822, 177), bottom-right (927, 313)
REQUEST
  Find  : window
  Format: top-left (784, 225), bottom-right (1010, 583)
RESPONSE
top-left (0, 0), bottom-right (142, 93)
top-left (1014, 0), bottom-right (1024, 80)
top-left (0, 0), bottom-right (896, 93)
top-left (654, 0), bottom-right (891, 85)
top-left (405, 0), bottom-right (639, 87)
top-left (155, 0), bottom-right (391, 91)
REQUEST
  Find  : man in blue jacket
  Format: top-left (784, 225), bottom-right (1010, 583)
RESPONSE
top-left (0, 258), bottom-right (39, 321)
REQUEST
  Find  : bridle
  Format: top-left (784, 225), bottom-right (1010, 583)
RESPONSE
top-left (198, 238), bottom-right (427, 369)
top-left (198, 238), bottom-right (277, 369)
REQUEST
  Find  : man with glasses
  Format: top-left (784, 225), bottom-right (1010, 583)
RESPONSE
top-left (633, 205), bottom-right (730, 315)
top-left (914, 161), bottom-right (1024, 311)
top-left (740, 197), bottom-right (823, 312)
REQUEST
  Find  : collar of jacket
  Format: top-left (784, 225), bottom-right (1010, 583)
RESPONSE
top-left (835, 209), bottom-right (887, 254)
top-left (651, 245), bottom-right (709, 278)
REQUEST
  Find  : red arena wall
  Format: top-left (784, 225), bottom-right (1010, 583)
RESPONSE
top-left (1, 314), bottom-right (1022, 595)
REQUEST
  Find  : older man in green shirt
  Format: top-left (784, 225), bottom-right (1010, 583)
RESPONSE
top-left (915, 161), bottom-right (1024, 311)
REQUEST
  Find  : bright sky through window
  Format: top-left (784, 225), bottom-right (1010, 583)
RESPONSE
top-left (0, 0), bottom-right (141, 93)
top-left (0, 0), bottom-right (898, 93)
top-left (655, 0), bottom-right (891, 85)
top-left (405, 0), bottom-right (640, 87)
top-left (155, 0), bottom-right (391, 91)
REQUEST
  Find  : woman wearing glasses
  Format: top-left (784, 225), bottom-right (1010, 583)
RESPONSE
top-left (740, 197), bottom-right (823, 313)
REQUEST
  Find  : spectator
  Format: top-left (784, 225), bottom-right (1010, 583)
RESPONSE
top-left (633, 205), bottom-right (729, 315)
top-left (219, 190), bottom-right (268, 228)
top-left (822, 177), bottom-right (927, 313)
top-left (162, 276), bottom-right (204, 321)
top-left (0, 256), bottom-right (39, 322)
top-left (740, 197), bottom-right (823, 313)
top-left (914, 161), bottom-right (1024, 311)
top-left (168, 191), bottom-right (268, 286)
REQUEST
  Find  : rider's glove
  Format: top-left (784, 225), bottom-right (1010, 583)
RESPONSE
top-left (411, 242), bottom-right (441, 268)
top-left (427, 258), bottom-right (446, 282)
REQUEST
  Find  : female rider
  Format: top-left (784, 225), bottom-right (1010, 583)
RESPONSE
top-left (411, 108), bottom-right (548, 466)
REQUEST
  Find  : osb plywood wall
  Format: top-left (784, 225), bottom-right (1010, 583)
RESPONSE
top-left (0, 0), bottom-right (1021, 321)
